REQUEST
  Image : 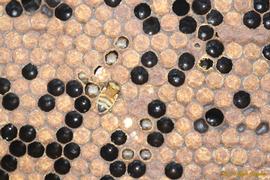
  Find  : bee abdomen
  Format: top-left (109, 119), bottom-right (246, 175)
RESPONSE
top-left (97, 95), bottom-right (114, 113)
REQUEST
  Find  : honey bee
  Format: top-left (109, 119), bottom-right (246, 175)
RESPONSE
top-left (97, 81), bottom-right (120, 114)
top-left (78, 71), bottom-right (120, 114)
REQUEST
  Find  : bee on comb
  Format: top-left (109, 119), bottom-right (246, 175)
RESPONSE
top-left (97, 81), bottom-right (120, 114)
top-left (77, 71), bottom-right (120, 114)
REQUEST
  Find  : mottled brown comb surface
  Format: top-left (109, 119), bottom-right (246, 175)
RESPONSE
top-left (1, 0), bottom-right (270, 179)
